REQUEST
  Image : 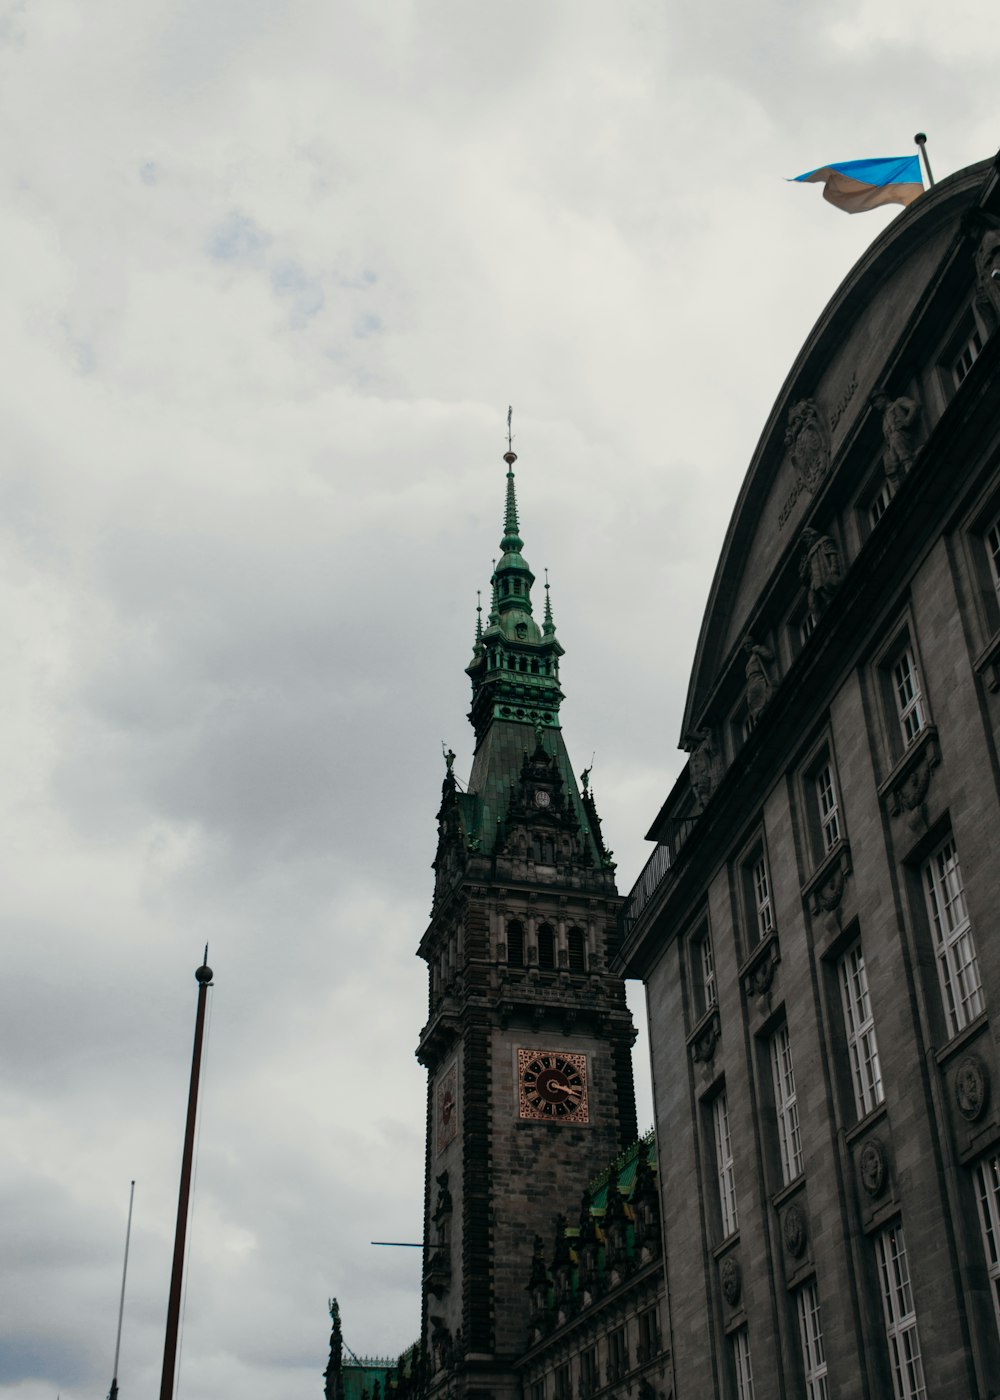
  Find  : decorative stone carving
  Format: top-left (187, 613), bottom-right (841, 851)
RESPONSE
top-left (720, 1255), bottom-right (741, 1305)
top-left (974, 220), bottom-right (1000, 328)
top-left (690, 1010), bottom-right (721, 1065)
top-left (798, 528), bottom-right (843, 617)
top-left (814, 865), bottom-right (845, 913)
top-left (742, 937), bottom-right (780, 1001)
top-left (859, 1137), bottom-right (888, 1199)
top-left (785, 398), bottom-right (830, 493)
top-left (884, 727), bottom-right (940, 832)
top-left (955, 1054), bottom-right (990, 1122)
top-left (872, 392), bottom-right (921, 484)
top-left (782, 1204), bottom-right (807, 1258)
top-left (688, 727), bottom-right (720, 812)
top-left (743, 637), bottom-right (775, 723)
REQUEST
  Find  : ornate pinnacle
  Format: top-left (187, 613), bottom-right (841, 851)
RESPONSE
top-left (474, 590), bottom-right (483, 645)
top-left (543, 568), bottom-right (555, 635)
top-left (489, 561), bottom-right (499, 624)
top-left (500, 457), bottom-right (522, 554)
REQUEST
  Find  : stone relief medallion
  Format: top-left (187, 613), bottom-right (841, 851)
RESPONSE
top-left (782, 1205), bottom-right (807, 1259)
top-left (815, 865), bottom-right (845, 914)
top-left (955, 1054), bottom-right (990, 1122)
top-left (785, 399), bottom-right (830, 493)
top-left (720, 1255), bottom-right (741, 1306)
top-left (859, 1137), bottom-right (888, 1199)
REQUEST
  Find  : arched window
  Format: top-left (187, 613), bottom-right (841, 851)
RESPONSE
top-left (568, 927), bottom-right (586, 974)
top-left (538, 923), bottom-right (555, 971)
top-left (507, 921), bottom-right (524, 967)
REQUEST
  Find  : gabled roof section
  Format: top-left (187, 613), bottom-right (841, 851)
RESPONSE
top-left (680, 155), bottom-right (999, 742)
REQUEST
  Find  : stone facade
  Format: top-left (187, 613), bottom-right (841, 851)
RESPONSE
top-left (619, 154), bottom-right (1000, 1397)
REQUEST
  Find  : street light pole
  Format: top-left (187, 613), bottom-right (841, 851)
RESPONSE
top-left (159, 950), bottom-right (214, 1400)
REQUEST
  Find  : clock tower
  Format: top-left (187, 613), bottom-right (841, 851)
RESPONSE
top-left (418, 443), bottom-right (637, 1400)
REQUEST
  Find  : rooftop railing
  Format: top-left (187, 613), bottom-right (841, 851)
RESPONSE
top-left (621, 842), bottom-right (672, 932)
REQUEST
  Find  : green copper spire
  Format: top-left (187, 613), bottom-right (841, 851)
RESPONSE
top-left (500, 451), bottom-right (523, 553)
top-left (543, 568), bottom-right (555, 636)
top-left (467, 441), bottom-right (564, 745)
top-left (474, 590), bottom-right (483, 644)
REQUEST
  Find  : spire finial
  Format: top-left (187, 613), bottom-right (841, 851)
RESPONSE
top-left (543, 568), bottom-right (555, 635)
top-left (503, 405), bottom-right (517, 470)
top-left (475, 590), bottom-right (483, 643)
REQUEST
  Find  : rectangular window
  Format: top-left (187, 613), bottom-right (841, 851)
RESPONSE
top-left (815, 763), bottom-right (841, 853)
top-left (579, 1347), bottom-right (598, 1397)
top-left (796, 1281), bottom-right (829, 1400)
top-left (974, 1154), bottom-right (1000, 1342)
top-left (891, 646), bottom-right (926, 747)
top-left (638, 1306), bottom-right (659, 1361)
top-left (875, 1225), bottom-right (926, 1400)
top-left (923, 836), bottom-right (984, 1036)
top-left (713, 1092), bottom-right (739, 1238)
top-left (751, 852), bottom-right (774, 941)
top-left (554, 1365), bottom-right (570, 1400)
top-left (531, 1383), bottom-right (545, 1400)
top-left (607, 1327), bottom-right (628, 1382)
top-left (693, 929), bottom-right (717, 1017)
top-left (770, 1025), bottom-right (804, 1185)
top-left (953, 324), bottom-right (984, 388)
top-left (731, 1328), bottom-right (754, 1400)
top-left (987, 515), bottom-right (1000, 600)
top-left (869, 481), bottom-right (893, 529)
top-left (838, 940), bottom-right (884, 1118)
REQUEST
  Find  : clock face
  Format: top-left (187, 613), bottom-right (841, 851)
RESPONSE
top-left (518, 1049), bottom-right (589, 1123)
top-left (534, 789), bottom-right (551, 809)
top-left (437, 1064), bottom-right (458, 1153)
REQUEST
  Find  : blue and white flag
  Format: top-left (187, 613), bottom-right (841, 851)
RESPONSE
top-left (791, 156), bottom-right (923, 213)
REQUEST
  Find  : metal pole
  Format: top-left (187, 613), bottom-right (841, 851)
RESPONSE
top-left (914, 132), bottom-right (935, 187)
top-left (159, 950), bottom-right (214, 1400)
top-left (108, 1179), bottom-right (136, 1400)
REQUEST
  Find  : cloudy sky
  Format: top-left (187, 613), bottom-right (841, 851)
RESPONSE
top-left (0, 2), bottom-right (996, 1397)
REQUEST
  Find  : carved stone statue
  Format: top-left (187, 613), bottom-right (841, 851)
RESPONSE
top-left (975, 223), bottom-right (1000, 327)
top-left (688, 727), bottom-right (718, 811)
top-left (872, 392), bottom-right (920, 483)
top-left (743, 638), bottom-right (775, 722)
top-left (785, 398), bottom-right (830, 492)
top-left (799, 528), bottom-right (843, 616)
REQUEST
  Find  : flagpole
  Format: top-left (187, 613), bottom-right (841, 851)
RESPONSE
top-left (914, 133), bottom-right (935, 188)
top-left (159, 950), bottom-right (214, 1400)
top-left (108, 1180), bottom-right (136, 1400)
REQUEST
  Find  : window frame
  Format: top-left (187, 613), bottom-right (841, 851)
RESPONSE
top-left (690, 923), bottom-right (717, 1021)
top-left (837, 938), bottom-right (885, 1119)
top-left (606, 1325), bottom-right (628, 1383)
top-left (712, 1090), bottom-right (739, 1239)
top-left (922, 834), bottom-right (984, 1038)
top-left (770, 1023), bottom-right (804, 1186)
top-left (872, 621), bottom-right (930, 764)
top-left (731, 1327), bottom-right (755, 1400)
top-left (974, 1153), bottom-right (1000, 1343)
top-left (796, 1280), bottom-right (829, 1400)
top-left (637, 1305), bottom-right (660, 1362)
top-left (814, 760), bottom-right (842, 856)
top-left (889, 643), bottom-right (927, 749)
top-left (874, 1224), bottom-right (926, 1400)
top-left (748, 845), bottom-right (775, 945)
